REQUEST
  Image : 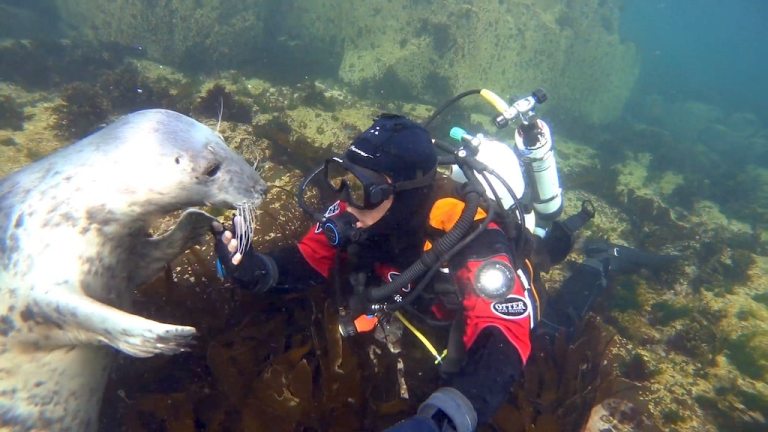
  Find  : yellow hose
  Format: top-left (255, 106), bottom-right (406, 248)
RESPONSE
top-left (394, 311), bottom-right (447, 364)
top-left (480, 88), bottom-right (510, 114)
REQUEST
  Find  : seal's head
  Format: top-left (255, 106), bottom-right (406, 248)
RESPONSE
top-left (73, 109), bottom-right (267, 217)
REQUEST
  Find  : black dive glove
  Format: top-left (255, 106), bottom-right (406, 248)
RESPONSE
top-left (211, 220), bottom-right (278, 293)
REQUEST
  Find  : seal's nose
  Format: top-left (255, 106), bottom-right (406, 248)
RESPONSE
top-left (254, 183), bottom-right (268, 197)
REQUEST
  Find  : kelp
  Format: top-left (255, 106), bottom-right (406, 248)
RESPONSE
top-left (489, 317), bottom-right (662, 432)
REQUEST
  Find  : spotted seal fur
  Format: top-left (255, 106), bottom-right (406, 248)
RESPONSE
top-left (0, 109), bottom-right (266, 431)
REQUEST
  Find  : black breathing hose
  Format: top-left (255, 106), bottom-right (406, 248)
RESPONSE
top-left (296, 165), bottom-right (326, 222)
top-left (423, 89), bottom-right (482, 128)
top-left (366, 188), bottom-right (483, 302)
top-left (385, 180), bottom-right (496, 312)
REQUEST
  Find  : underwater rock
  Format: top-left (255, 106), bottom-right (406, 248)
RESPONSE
top-left (55, 0), bottom-right (636, 125)
top-left (253, 105), bottom-right (375, 174)
top-left (0, 94), bottom-right (25, 131)
top-left (666, 319), bottom-right (720, 362)
top-left (51, 82), bottom-right (111, 138)
top-left (659, 100), bottom-right (723, 143)
top-left (0, 135), bottom-right (18, 147)
top-left (193, 83), bottom-right (254, 124)
top-left (553, 135), bottom-right (608, 194)
top-left (722, 165), bottom-right (768, 226)
top-left (54, 0), bottom-right (268, 72)
top-left (0, 38), bottom-right (141, 90)
top-left (582, 398), bottom-right (658, 432)
top-left (98, 63), bottom-right (176, 113)
top-left (611, 152), bottom-right (695, 248)
top-left (0, 2), bottom-right (61, 40)
top-left (336, 0), bottom-right (638, 124)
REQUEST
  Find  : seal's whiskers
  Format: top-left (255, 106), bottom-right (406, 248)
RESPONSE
top-left (216, 97), bottom-right (224, 135)
top-left (235, 202), bottom-right (256, 256)
top-left (252, 156), bottom-right (264, 176)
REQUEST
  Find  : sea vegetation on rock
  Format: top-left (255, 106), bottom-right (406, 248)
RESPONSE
top-left (0, 94), bottom-right (25, 131)
top-left (50, 82), bottom-right (111, 138)
top-left (48, 60), bottom-right (197, 138)
top-left (53, 0), bottom-right (637, 126)
top-left (192, 83), bottom-right (253, 124)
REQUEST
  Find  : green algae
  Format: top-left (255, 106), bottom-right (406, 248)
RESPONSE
top-left (0, 94), bottom-right (24, 131)
top-left (54, 0), bottom-right (637, 126)
top-left (650, 300), bottom-right (694, 326)
top-left (726, 331), bottom-right (768, 380)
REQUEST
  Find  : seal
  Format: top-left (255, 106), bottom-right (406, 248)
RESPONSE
top-left (0, 109), bottom-right (266, 431)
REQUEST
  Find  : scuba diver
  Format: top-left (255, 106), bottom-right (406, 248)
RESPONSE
top-left (211, 90), bottom-right (678, 431)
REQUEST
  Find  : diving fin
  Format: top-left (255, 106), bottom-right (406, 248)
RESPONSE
top-left (540, 239), bottom-right (680, 335)
top-left (582, 239), bottom-right (681, 274)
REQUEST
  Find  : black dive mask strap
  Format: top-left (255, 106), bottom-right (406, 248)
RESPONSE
top-left (392, 167), bottom-right (437, 192)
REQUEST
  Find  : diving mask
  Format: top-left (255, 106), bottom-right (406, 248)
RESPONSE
top-left (323, 157), bottom-right (394, 210)
top-left (322, 156), bottom-right (435, 210)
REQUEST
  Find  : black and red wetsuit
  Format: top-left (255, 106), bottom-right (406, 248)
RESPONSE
top-left (243, 198), bottom-right (545, 423)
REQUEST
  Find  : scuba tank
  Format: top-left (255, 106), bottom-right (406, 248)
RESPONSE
top-left (442, 89), bottom-right (563, 234)
top-left (448, 130), bottom-right (536, 233)
top-left (514, 116), bottom-right (563, 222)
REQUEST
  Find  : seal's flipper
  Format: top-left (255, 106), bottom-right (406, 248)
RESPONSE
top-left (29, 290), bottom-right (196, 357)
top-left (128, 209), bottom-right (219, 289)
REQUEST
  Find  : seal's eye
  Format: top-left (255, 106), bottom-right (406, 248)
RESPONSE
top-left (205, 162), bottom-right (221, 177)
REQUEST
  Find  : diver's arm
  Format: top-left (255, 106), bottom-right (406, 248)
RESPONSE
top-left (444, 327), bottom-right (523, 424)
top-left (444, 224), bottom-right (530, 424)
top-left (268, 244), bottom-right (327, 291)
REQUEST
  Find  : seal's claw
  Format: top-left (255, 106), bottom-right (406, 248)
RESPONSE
top-left (211, 220), bottom-right (224, 233)
top-left (112, 322), bottom-right (197, 358)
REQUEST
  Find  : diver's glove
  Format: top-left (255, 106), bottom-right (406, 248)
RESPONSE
top-left (385, 387), bottom-right (477, 432)
top-left (582, 239), bottom-right (680, 275)
top-left (211, 220), bottom-right (278, 293)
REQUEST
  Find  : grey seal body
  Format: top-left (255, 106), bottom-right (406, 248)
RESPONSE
top-left (0, 109), bottom-right (266, 431)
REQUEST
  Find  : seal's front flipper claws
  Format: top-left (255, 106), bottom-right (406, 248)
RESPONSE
top-left (114, 322), bottom-right (197, 357)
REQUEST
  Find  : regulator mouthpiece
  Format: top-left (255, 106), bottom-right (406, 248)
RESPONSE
top-left (322, 211), bottom-right (362, 248)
